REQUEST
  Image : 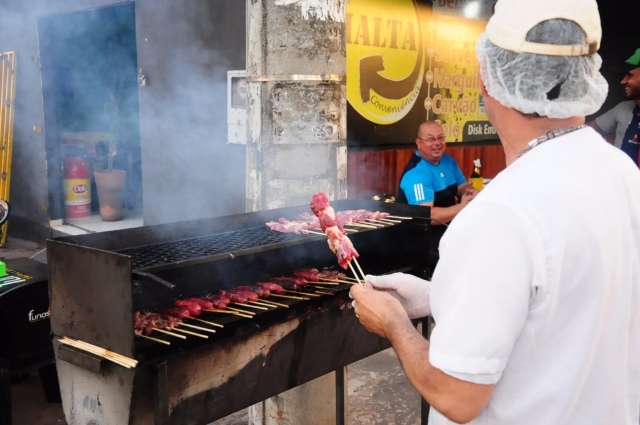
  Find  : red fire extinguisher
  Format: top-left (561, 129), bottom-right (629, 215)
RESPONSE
top-left (63, 157), bottom-right (91, 219)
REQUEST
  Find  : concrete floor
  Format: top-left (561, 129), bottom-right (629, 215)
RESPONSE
top-left (209, 348), bottom-right (421, 425)
top-left (10, 348), bottom-right (421, 425)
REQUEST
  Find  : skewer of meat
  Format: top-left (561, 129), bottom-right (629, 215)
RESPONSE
top-left (266, 209), bottom-right (409, 235)
top-left (203, 292), bottom-right (255, 316)
top-left (293, 268), bottom-right (355, 285)
top-left (138, 310), bottom-right (214, 337)
top-left (310, 192), bottom-right (366, 283)
top-left (135, 312), bottom-right (200, 340)
top-left (257, 282), bottom-right (299, 305)
top-left (235, 286), bottom-right (288, 309)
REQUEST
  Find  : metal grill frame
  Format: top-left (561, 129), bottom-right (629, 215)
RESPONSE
top-left (47, 200), bottom-right (434, 425)
top-left (120, 225), bottom-right (301, 269)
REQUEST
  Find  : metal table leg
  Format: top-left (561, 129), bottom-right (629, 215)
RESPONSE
top-left (336, 367), bottom-right (345, 425)
top-left (420, 317), bottom-right (433, 425)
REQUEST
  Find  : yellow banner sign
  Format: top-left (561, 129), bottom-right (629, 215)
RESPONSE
top-left (347, 0), bottom-right (495, 143)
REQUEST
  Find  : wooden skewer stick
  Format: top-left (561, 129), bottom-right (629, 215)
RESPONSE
top-left (250, 300), bottom-right (280, 308)
top-left (357, 220), bottom-right (384, 228)
top-left (354, 258), bottom-right (367, 282)
top-left (137, 334), bottom-right (171, 346)
top-left (257, 299), bottom-right (290, 308)
top-left (60, 338), bottom-right (137, 368)
top-left (188, 318), bottom-right (224, 328)
top-left (314, 290), bottom-right (334, 295)
top-left (58, 338), bottom-right (137, 368)
top-left (285, 289), bottom-right (320, 297)
top-left (344, 223), bottom-right (377, 229)
top-left (226, 305), bottom-right (257, 314)
top-left (324, 277), bottom-right (358, 284)
top-left (335, 275), bottom-right (359, 282)
top-left (363, 219), bottom-right (387, 225)
top-left (302, 229), bottom-right (325, 236)
top-left (348, 262), bottom-right (362, 284)
top-left (179, 323), bottom-right (217, 333)
top-left (344, 228), bottom-right (358, 233)
top-left (59, 337), bottom-right (137, 367)
top-left (204, 309), bottom-right (254, 319)
top-left (377, 218), bottom-right (402, 224)
top-left (310, 285), bottom-right (338, 291)
top-left (308, 280), bottom-right (341, 286)
top-left (318, 278), bottom-right (354, 285)
top-left (387, 215), bottom-right (412, 220)
top-left (171, 327), bottom-right (208, 339)
top-left (269, 293), bottom-right (308, 301)
top-left (365, 219), bottom-right (395, 226)
top-left (233, 302), bottom-right (268, 311)
top-left (153, 328), bottom-right (187, 339)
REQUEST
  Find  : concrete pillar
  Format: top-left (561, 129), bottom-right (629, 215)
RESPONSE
top-left (245, 0), bottom-right (346, 423)
top-left (245, 0), bottom-right (347, 211)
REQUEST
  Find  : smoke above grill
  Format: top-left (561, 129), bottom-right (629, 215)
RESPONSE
top-left (0, 0), bottom-right (246, 229)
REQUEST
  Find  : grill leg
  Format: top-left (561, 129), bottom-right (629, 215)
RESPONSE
top-left (336, 367), bottom-right (345, 425)
top-left (155, 361), bottom-right (169, 425)
top-left (420, 318), bottom-right (433, 425)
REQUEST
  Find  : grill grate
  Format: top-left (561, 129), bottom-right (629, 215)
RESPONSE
top-left (120, 226), bottom-right (305, 269)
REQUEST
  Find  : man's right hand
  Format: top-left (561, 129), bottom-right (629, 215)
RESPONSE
top-left (365, 273), bottom-right (431, 319)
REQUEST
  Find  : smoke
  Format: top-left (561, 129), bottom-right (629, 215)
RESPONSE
top-left (136, 0), bottom-right (246, 225)
top-left (0, 0), bottom-right (246, 232)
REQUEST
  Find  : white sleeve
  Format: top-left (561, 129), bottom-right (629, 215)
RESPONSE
top-left (428, 201), bottom-right (534, 384)
top-left (594, 104), bottom-right (620, 135)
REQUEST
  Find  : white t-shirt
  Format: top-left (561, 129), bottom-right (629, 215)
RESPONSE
top-left (428, 127), bottom-right (640, 425)
top-left (595, 101), bottom-right (635, 148)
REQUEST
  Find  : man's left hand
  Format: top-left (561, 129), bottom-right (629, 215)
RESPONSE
top-left (350, 284), bottom-right (410, 338)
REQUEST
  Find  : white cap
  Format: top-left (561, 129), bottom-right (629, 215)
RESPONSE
top-left (485, 0), bottom-right (602, 56)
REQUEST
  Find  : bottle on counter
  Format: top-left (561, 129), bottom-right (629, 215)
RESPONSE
top-left (470, 158), bottom-right (484, 191)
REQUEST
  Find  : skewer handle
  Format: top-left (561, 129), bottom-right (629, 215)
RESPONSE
top-left (269, 293), bottom-right (308, 301)
top-left (179, 323), bottom-right (216, 333)
top-left (348, 262), bottom-right (362, 284)
top-left (171, 327), bottom-right (208, 339)
top-left (153, 328), bottom-right (187, 339)
top-left (189, 318), bottom-right (224, 328)
top-left (137, 334), bottom-right (171, 345)
top-left (386, 215), bottom-right (412, 220)
top-left (204, 308), bottom-right (254, 319)
top-left (353, 258), bottom-right (367, 283)
top-left (233, 302), bottom-right (269, 311)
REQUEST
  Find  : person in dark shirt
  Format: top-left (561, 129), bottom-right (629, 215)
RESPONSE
top-left (590, 48), bottom-right (640, 166)
top-left (398, 120), bottom-right (477, 225)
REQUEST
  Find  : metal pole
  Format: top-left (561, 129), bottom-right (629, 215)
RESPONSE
top-left (336, 367), bottom-right (345, 425)
top-left (420, 317), bottom-right (433, 425)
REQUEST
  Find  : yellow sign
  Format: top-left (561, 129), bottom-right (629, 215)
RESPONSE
top-left (346, 0), bottom-right (495, 143)
top-left (425, 13), bottom-right (491, 141)
top-left (346, 0), bottom-right (426, 125)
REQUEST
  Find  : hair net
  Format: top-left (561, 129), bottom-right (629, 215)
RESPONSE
top-left (476, 21), bottom-right (608, 119)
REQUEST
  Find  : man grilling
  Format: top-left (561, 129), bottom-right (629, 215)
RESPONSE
top-left (398, 120), bottom-right (476, 226)
top-left (350, 0), bottom-right (640, 424)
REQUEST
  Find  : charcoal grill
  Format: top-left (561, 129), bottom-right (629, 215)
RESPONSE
top-left (47, 200), bottom-right (436, 425)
